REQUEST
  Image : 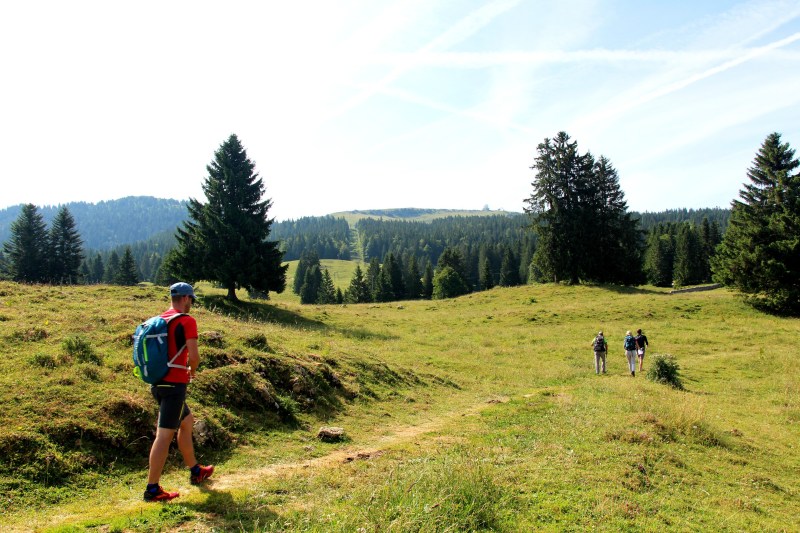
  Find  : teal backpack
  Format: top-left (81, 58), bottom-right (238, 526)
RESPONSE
top-left (132, 314), bottom-right (187, 384)
top-left (624, 335), bottom-right (637, 351)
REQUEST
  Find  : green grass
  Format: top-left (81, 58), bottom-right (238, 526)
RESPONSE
top-left (1, 280), bottom-right (799, 531)
top-left (329, 208), bottom-right (518, 226)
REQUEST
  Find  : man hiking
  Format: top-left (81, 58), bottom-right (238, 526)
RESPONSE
top-left (623, 330), bottom-right (637, 377)
top-left (144, 282), bottom-right (214, 502)
top-left (635, 328), bottom-right (649, 372)
top-left (591, 331), bottom-right (608, 374)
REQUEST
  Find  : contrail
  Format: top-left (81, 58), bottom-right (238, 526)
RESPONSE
top-left (573, 31), bottom-right (800, 130)
top-left (324, 0), bottom-right (522, 122)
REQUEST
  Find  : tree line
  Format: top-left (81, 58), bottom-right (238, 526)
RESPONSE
top-left (272, 216), bottom-right (352, 261)
top-left (2, 131), bottom-right (796, 315)
top-left (0, 196), bottom-right (186, 250)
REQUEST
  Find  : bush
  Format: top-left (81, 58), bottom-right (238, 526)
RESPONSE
top-left (646, 353), bottom-right (684, 389)
top-left (29, 352), bottom-right (59, 369)
top-left (62, 335), bottom-right (103, 365)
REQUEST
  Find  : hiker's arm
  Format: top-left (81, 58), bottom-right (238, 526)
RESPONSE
top-left (186, 338), bottom-right (200, 377)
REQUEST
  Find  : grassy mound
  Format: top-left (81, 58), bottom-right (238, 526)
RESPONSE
top-left (0, 282), bottom-right (432, 499)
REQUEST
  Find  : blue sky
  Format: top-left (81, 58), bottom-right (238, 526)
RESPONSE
top-left (1, 0), bottom-right (799, 220)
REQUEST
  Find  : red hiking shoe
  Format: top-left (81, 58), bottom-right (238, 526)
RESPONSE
top-left (143, 485), bottom-right (179, 502)
top-left (190, 464), bottom-right (214, 485)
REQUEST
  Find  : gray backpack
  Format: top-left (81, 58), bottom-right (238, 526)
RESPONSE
top-left (593, 335), bottom-right (606, 352)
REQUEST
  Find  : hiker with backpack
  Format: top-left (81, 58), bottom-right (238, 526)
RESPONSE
top-left (137, 282), bottom-right (214, 502)
top-left (623, 330), bottom-right (638, 377)
top-left (591, 331), bottom-right (608, 374)
top-left (635, 328), bottom-right (649, 372)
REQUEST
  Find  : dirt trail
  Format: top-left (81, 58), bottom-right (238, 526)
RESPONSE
top-left (212, 395), bottom-right (509, 491)
top-left (16, 395), bottom-right (510, 532)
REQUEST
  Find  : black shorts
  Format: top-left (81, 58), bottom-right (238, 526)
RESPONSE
top-left (151, 382), bottom-right (191, 430)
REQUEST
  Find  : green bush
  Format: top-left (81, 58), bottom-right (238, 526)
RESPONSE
top-left (62, 336), bottom-right (103, 365)
top-left (29, 352), bottom-right (59, 369)
top-left (646, 353), bottom-right (684, 390)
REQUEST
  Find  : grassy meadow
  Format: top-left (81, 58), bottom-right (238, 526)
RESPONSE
top-left (0, 278), bottom-right (798, 531)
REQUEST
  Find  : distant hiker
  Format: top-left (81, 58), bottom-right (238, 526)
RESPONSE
top-left (623, 330), bottom-right (637, 377)
top-left (591, 331), bottom-right (608, 374)
top-left (144, 282), bottom-right (214, 502)
top-left (635, 328), bottom-right (649, 372)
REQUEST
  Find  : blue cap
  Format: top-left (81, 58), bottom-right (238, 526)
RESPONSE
top-left (170, 282), bottom-right (196, 300)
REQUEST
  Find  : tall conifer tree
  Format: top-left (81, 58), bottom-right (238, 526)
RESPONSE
top-left (3, 204), bottom-right (49, 283)
top-left (104, 251), bottom-right (120, 284)
top-left (404, 255), bottom-right (423, 299)
top-left (422, 261), bottom-right (434, 299)
top-left (116, 246), bottom-right (139, 286)
top-left (712, 132), bottom-right (800, 313)
top-left (170, 134), bottom-right (287, 301)
top-left (91, 253), bottom-right (105, 284)
top-left (300, 265), bottom-right (322, 304)
top-left (345, 264), bottom-right (371, 303)
top-left (525, 132), bottom-right (641, 284)
top-left (317, 269), bottom-right (337, 304)
top-left (48, 206), bottom-right (84, 284)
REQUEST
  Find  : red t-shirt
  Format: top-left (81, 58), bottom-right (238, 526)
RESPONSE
top-left (160, 308), bottom-right (198, 384)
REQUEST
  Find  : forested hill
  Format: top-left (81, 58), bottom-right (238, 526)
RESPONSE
top-left (274, 208), bottom-right (731, 262)
top-left (0, 198), bottom-right (730, 259)
top-left (633, 207), bottom-right (730, 232)
top-left (0, 197), bottom-right (186, 250)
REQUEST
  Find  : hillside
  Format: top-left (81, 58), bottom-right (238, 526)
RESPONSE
top-left (0, 197), bottom-right (186, 250)
top-left (1, 281), bottom-right (798, 531)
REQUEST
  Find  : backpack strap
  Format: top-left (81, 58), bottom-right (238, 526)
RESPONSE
top-left (164, 313), bottom-right (189, 370)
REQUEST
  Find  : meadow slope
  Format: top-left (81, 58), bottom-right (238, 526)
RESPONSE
top-left (0, 281), bottom-right (798, 531)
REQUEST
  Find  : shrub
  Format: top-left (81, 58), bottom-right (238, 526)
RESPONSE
top-left (244, 333), bottom-right (270, 351)
top-left (62, 335), bottom-right (103, 365)
top-left (646, 353), bottom-right (684, 390)
top-left (13, 327), bottom-right (48, 342)
top-left (29, 352), bottom-right (59, 369)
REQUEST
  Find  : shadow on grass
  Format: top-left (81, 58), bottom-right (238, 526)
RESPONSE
top-left (592, 284), bottom-right (666, 296)
top-left (200, 295), bottom-right (324, 329)
top-left (200, 295), bottom-right (400, 341)
top-left (186, 485), bottom-right (281, 530)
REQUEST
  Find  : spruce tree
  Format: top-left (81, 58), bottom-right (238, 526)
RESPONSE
top-left (300, 265), bottom-right (322, 304)
top-left (374, 266), bottom-right (395, 302)
top-left (673, 223), bottom-right (702, 287)
top-left (499, 247), bottom-right (520, 287)
top-left (3, 204), bottom-right (49, 283)
top-left (170, 134), bottom-right (287, 301)
top-left (383, 252), bottom-right (405, 300)
top-left (525, 133), bottom-right (641, 284)
top-left (525, 133), bottom-right (586, 284)
top-left (422, 262), bottom-right (434, 299)
top-left (712, 132), bottom-right (800, 314)
top-left (365, 257), bottom-right (382, 301)
top-left (104, 251), bottom-right (120, 284)
top-left (644, 230), bottom-right (675, 287)
top-left (404, 255), bottom-right (423, 299)
top-left (317, 269), bottom-right (337, 304)
top-left (480, 257), bottom-right (494, 290)
top-left (345, 264), bottom-right (371, 303)
top-left (116, 247), bottom-right (139, 286)
top-left (0, 250), bottom-right (8, 280)
top-left (48, 206), bottom-right (84, 284)
top-left (90, 253), bottom-right (105, 284)
top-left (294, 250), bottom-right (320, 295)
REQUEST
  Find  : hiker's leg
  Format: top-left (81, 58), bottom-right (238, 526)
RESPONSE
top-left (177, 412), bottom-right (198, 468)
top-left (601, 352), bottom-right (606, 373)
top-left (148, 427), bottom-right (176, 484)
top-left (594, 352), bottom-right (600, 374)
